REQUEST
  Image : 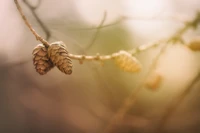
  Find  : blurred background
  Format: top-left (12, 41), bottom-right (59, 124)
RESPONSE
top-left (0, 0), bottom-right (200, 133)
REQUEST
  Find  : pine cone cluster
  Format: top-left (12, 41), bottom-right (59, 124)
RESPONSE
top-left (32, 41), bottom-right (72, 75)
top-left (115, 50), bottom-right (142, 73)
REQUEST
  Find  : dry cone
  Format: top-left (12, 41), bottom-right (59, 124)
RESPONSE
top-left (32, 44), bottom-right (54, 75)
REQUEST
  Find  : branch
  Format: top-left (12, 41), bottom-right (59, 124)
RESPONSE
top-left (155, 72), bottom-right (200, 133)
top-left (102, 12), bottom-right (200, 133)
top-left (69, 16), bottom-right (122, 31)
top-left (66, 12), bottom-right (200, 63)
top-left (15, 0), bottom-right (147, 61)
top-left (23, 0), bottom-right (51, 40)
top-left (85, 11), bottom-right (107, 50)
top-left (67, 14), bottom-right (188, 31)
top-left (16, 0), bottom-right (200, 65)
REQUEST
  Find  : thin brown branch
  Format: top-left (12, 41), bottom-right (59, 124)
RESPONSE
top-left (23, 0), bottom-right (51, 40)
top-left (155, 72), bottom-right (200, 133)
top-left (85, 11), bottom-right (107, 50)
top-left (14, 0), bottom-right (50, 48)
top-left (68, 40), bottom-right (160, 62)
top-left (102, 12), bottom-right (200, 133)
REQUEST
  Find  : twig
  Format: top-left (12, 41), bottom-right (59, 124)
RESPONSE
top-left (15, 0), bottom-right (155, 61)
top-left (85, 11), bottom-right (107, 50)
top-left (23, 0), bottom-right (51, 40)
top-left (155, 72), bottom-right (200, 133)
top-left (102, 12), bottom-right (200, 133)
top-left (15, 0), bottom-right (200, 61)
top-left (16, 0), bottom-right (199, 64)
top-left (14, 0), bottom-right (50, 48)
top-left (68, 40), bottom-right (161, 62)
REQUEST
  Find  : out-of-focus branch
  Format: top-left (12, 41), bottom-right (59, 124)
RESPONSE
top-left (23, 0), bottom-right (41, 10)
top-left (68, 14), bottom-right (188, 31)
top-left (85, 11), bottom-right (107, 50)
top-left (155, 72), bottom-right (200, 133)
top-left (23, 0), bottom-right (51, 40)
top-left (102, 12), bottom-right (200, 133)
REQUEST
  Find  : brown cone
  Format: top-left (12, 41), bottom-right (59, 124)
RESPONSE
top-left (32, 44), bottom-right (54, 75)
top-left (48, 41), bottom-right (73, 75)
top-left (187, 38), bottom-right (200, 51)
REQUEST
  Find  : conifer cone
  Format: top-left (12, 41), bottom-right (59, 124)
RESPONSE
top-left (187, 38), bottom-right (200, 51)
top-left (115, 50), bottom-right (142, 73)
top-left (145, 71), bottom-right (162, 90)
top-left (32, 44), bottom-right (54, 75)
top-left (48, 41), bottom-right (73, 75)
